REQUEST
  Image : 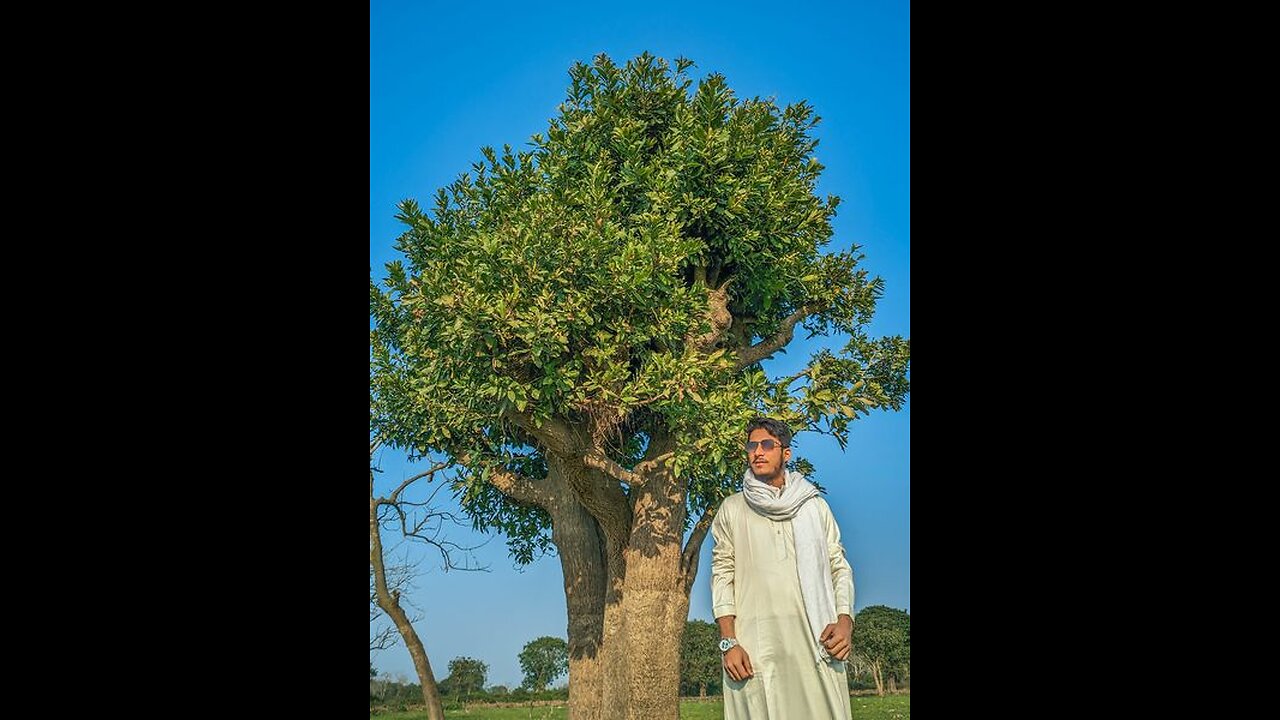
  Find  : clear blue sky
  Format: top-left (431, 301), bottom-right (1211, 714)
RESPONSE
top-left (370, 0), bottom-right (909, 689)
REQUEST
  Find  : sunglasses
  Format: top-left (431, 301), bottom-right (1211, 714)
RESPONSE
top-left (745, 440), bottom-right (787, 452)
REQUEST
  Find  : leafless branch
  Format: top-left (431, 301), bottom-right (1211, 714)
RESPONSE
top-left (370, 624), bottom-right (398, 651)
top-left (382, 461), bottom-right (450, 505)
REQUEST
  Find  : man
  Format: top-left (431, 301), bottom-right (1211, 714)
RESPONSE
top-left (710, 416), bottom-right (854, 719)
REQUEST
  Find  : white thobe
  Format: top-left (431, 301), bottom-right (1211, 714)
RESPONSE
top-left (710, 491), bottom-right (854, 719)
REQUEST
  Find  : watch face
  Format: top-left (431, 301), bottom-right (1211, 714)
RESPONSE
top-left (719, 638), bottom-right (733, 652)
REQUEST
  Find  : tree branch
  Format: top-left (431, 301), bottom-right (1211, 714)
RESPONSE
top-left (487, 466), bottom-right (554, 510)
top-left (580, 452), bottom-right (641, 486)
top-left (736, 305), bottom-right (813, 369)
top-left (376, 461), bottom-right (450, 506)
top-left (634, 428), bottom-right (675, 478)
top-left (507, 407), bottom-right (642, 487)
top-left (549, 455), bottom-right (632, 552)
top-left (680, 500), bottom-right (721, 591)
top-left (692, 279), bottom-right (734, 352)
top-left (503, 408), bottom-right (579, 456)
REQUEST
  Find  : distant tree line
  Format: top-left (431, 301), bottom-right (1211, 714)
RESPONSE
top-left (372, 635), bottom-right (571, 709)
top-left (373, 605), bottom-right (908, 709)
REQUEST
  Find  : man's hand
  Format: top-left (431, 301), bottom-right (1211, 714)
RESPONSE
top-left (723, 644), bottom-right (754, 681)
top-left (819, 615), bottom-right (854, 660)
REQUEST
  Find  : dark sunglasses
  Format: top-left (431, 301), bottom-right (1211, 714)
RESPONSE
top-left (745, 439), bottom-right (786, 452)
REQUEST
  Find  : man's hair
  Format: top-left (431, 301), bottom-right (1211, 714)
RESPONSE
top-left (746, 417), bottom-right (793, 447)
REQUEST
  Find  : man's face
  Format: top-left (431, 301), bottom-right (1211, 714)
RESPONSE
top-left (747, 428), bottom-right (791, 482)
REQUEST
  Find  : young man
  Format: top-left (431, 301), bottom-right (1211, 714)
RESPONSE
top-left (710, 417), bottom-right (854, 719)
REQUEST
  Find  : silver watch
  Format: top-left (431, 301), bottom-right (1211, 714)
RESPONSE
top-left (718, 637), bottom-right (739, 653)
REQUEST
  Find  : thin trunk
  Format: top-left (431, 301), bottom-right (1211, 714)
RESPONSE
top-left (370, 474), bottom-right (445, 720)
top-left (872, 661), bottom-right (884, 697)
top-left (699, 683), bottom-right (706, 698)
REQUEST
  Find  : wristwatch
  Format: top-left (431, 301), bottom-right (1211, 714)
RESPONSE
top-left (718, 637), bottom-right (739, 653)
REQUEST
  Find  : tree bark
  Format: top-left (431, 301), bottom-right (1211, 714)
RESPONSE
top-left (599, 467), bottom-right (691, 719)
top-left (486, 438), bottom-right (717, 720)
top-left (370, 476), bottom-right (445, 720)
top-left (544, 460), bottom-right (608, 720)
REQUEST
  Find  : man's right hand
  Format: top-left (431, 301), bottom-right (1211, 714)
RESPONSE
top-left (723, 644), bottom-right (754, 681)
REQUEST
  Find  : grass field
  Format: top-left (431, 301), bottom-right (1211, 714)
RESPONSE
top-left (371, 694), bottom-right (910, 719)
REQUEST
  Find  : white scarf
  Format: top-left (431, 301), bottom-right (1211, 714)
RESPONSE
top-left (742, 468), bottom-right (838, 664)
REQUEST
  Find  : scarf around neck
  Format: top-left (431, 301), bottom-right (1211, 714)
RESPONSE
top-left (742, 468), bottom-right (839, 664)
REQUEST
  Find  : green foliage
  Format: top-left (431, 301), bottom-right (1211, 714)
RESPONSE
top-left (371, 51), bottom-right (910, 554)
top-left (519, 636), bottom-right (569, 692)
top-left (370, 661), bottom-right (379, 678)
top-left (445, 656), bottom-right (489, 700)
top-left (679, 619), bottom-right (722, 695)
top-left (854, 605), bottom-right (911, 679)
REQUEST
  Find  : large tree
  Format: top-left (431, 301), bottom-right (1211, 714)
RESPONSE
top-left (852, 605), bottom-right (910, 696)
top-left (371, 52), bottom-right (910, 720)
top-left (680, 619), bottom-right (721, 698)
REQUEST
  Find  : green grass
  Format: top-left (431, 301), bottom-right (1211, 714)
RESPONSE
top-left (370, 694), bottom-right (910, 719)
top-left (851, 694), bottom-right (911, 720)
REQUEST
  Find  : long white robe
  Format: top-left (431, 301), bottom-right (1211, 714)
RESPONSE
top-left (710, 491), bottom-right (854, 719)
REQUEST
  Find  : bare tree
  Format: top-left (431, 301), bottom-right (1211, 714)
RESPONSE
top-left (369, 433), bottom-right (485, 720)
top-left (370, 560), bottom-right (416, 652)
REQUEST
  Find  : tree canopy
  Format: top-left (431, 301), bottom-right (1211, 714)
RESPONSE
top-left (519, 636), bottom-right (569, 692)
top-left (853, 605), bottom-right (910, 695)
top-left (680, 619), bottom-right (722, 697)
top-left (444, 656), bottom-right (488, 700)
top-left (370, 50), bottom-right (909, 559)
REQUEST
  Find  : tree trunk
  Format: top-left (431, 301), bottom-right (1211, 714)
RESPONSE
top-left (599, 471), bottom-right (690, 719)
top-left (872, 661), bottom-right (884, 697)
top-left (494, 439), bottom-right (715, 720)
top-left (370, 478), bottom-right (445, 720)
top-left (887, 674), bottom-right (897, 693)
top-left (546, 461), bottom-right (608, 720)
top-left (699, 683), bottom-right (706, 698)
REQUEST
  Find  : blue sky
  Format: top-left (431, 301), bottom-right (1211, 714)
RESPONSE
top-left (371, 0), bottom-right (909, 688)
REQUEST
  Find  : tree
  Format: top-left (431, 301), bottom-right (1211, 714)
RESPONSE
top-left (680, 619), bottom-right (721, 697)
top-left (369, 432), bottom-right (485, 720)
top-left (852, 605), bottom-right (910, 696)
top-left (370, 559), bottom-right (416, 652)
top-left (371, 52), bottom-right (910, 720)
top-left (520, 636), bottom-right (569, 693)
top-left (445, 656), bottom-right (488, 702)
